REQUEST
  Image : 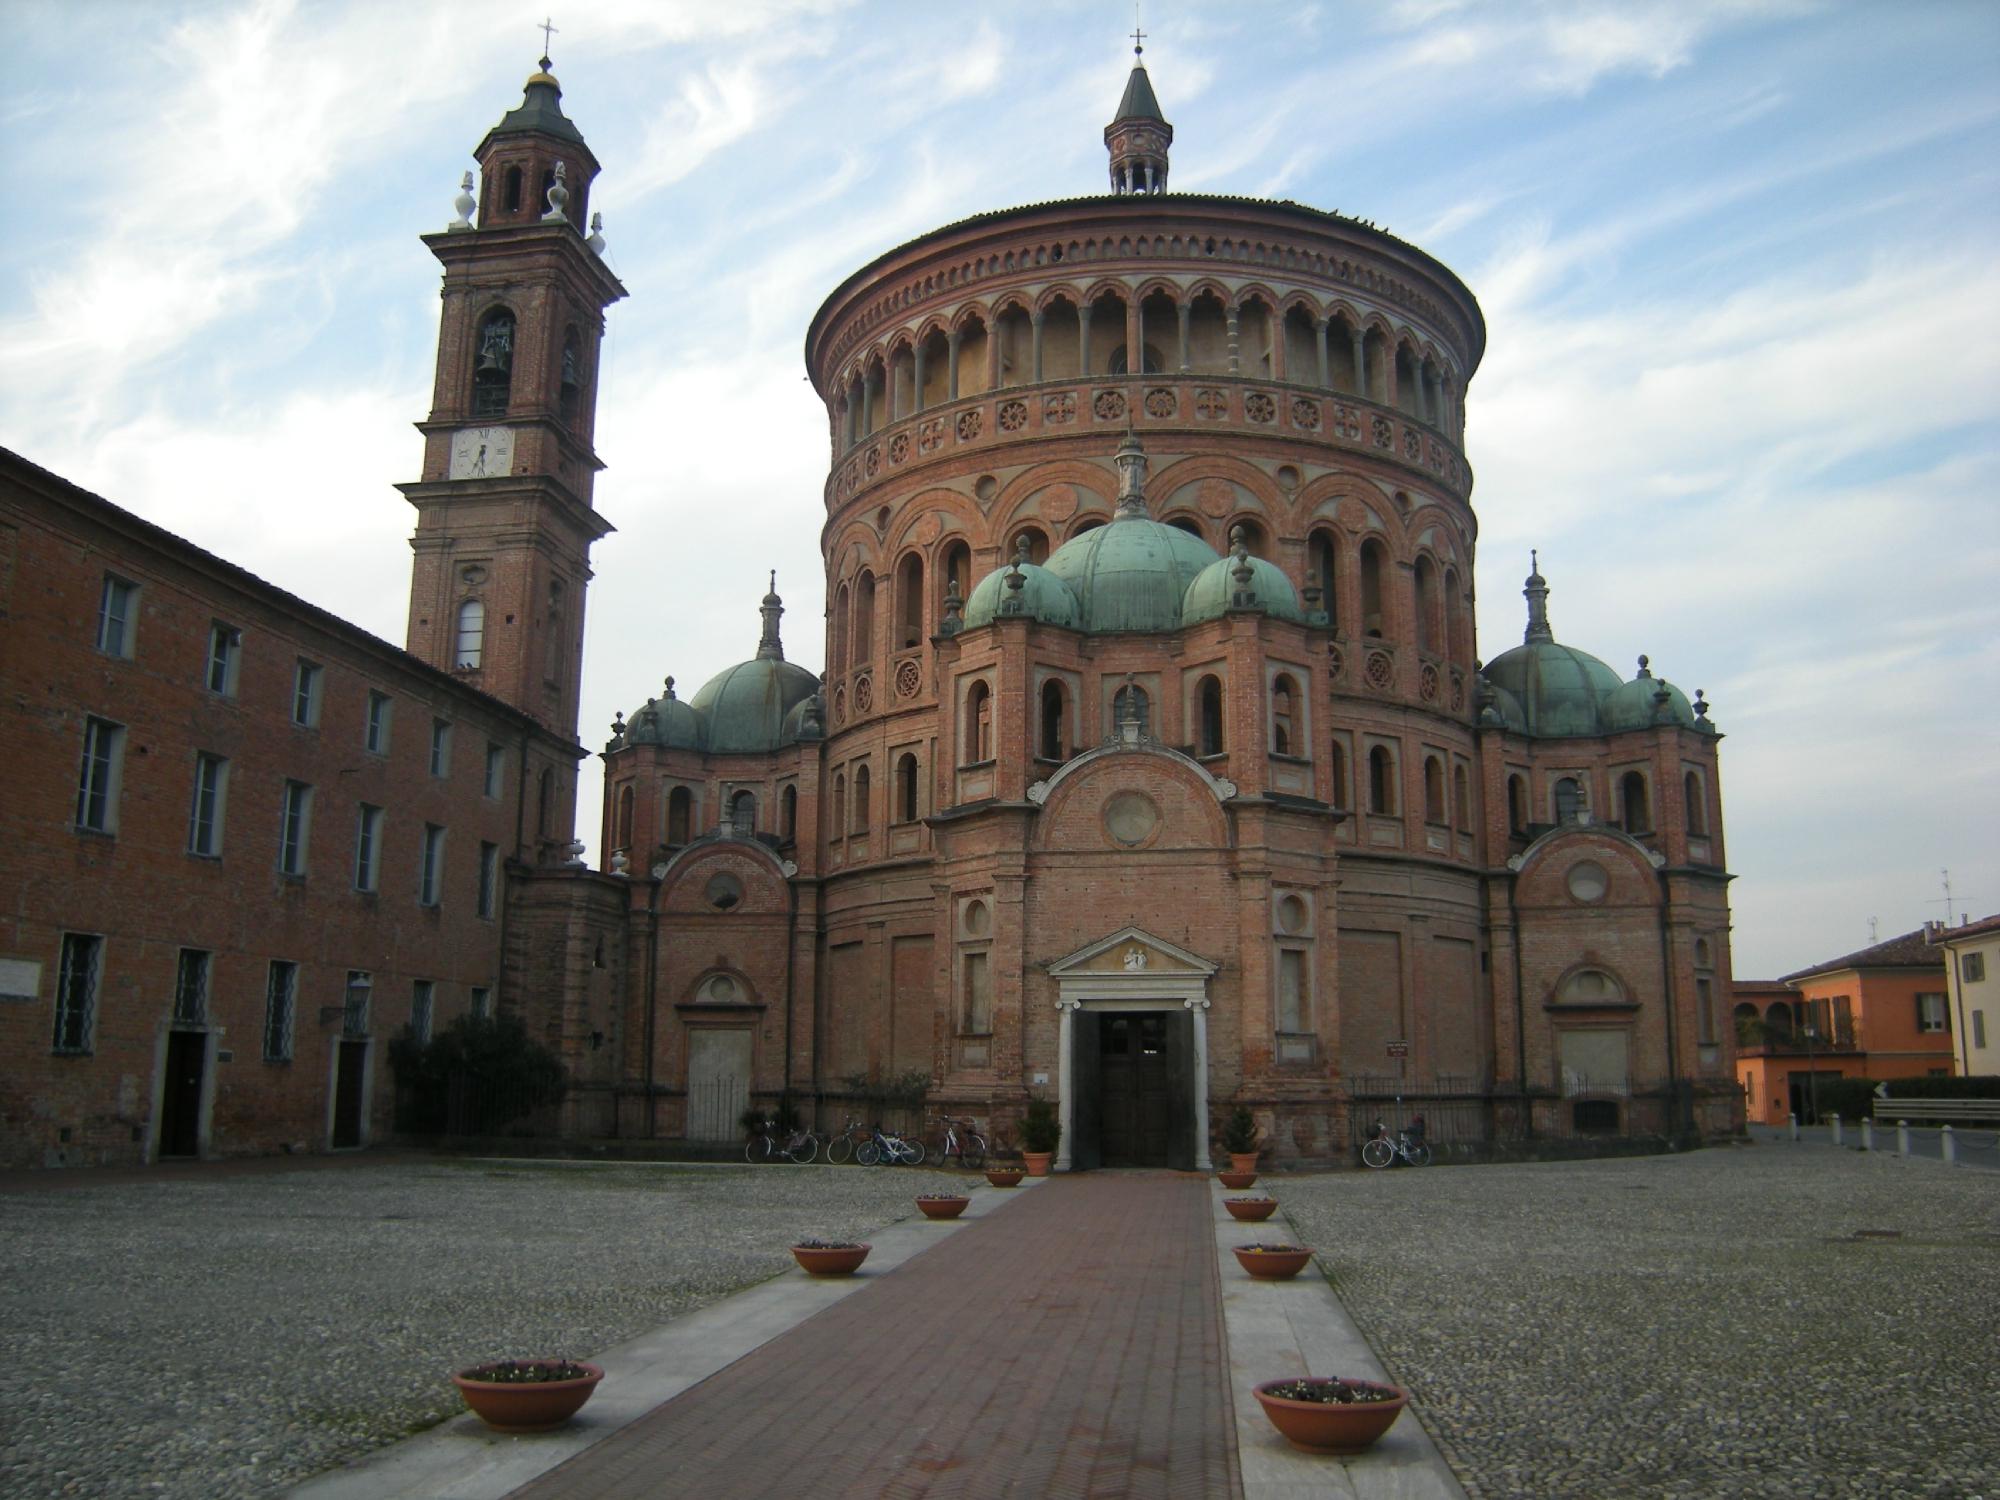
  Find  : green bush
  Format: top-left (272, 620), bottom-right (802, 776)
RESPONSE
top-left (1881, 1074), bottom-right (2000, 1099)
top-left (1021, 1096), bottom-right (1061, 1153)
top-left (1814, 1077), bottom-right (1881, 1122)
top-left (389, 1012), bottom-right (566, 1135)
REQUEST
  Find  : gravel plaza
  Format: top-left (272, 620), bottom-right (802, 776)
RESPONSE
top-left (1, 1144), bottom-right (1995, 1499)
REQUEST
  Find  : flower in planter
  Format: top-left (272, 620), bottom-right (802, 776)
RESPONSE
top-left (1240, 1242), bottom-right (1307, 1254)
top-left (916, 1193), bottom-right (968, 1201)
top-left (1261, 1377), bottom-right (1399, 1405)
top-left (794, 1237), bottom-right (864, 1250)
top-left (457, 1359), bottom-right (591, 1384)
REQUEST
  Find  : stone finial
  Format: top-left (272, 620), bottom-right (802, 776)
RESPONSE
top-left (1693, 689), bottom-right (1712, 726)
top-left (1636, 654), bottom-right (1651, 678)
top-left (1000, 540), bottom-right (1028, 616)
top-left (609, 710), bottom-right (626, 746)
top-left (586, 211), bottom-right (606, 257)
top-left (664, 675), bottom-right (676, 700)
top-left (543, 158), bottom-right (570, 222)
top-left (757, 576), bottom-right (785, 661)
top-left (450, 171), bottom-right (476, 231)
top-left (940, 573), bottom-right (964, 636)
top-left (1113, 431), bottom-right (1150, 517)
top-left (1229, 525), bottom-right (1256, 608)
top-left (1523, 550), bottom-right (1553, 645)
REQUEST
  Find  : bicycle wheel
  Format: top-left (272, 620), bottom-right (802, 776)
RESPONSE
top-left (826, 1133), bottom-right (853, 1164)
top-left (902, 1137), bottom-right (926, 1166)
top-left (788, 1134), bottom-right (818, 1165)
top-left (1411, 1142), bottom-right (1433, 1167)
top-left (745, 1136), bottom-right (767, 1164)
top-left (856, 1140), bottom-right (880, 1166)
top-left (1361, 1137), bottom-right (1394, 1169)
top-left (962, 1133), bottom-right (986, 1171)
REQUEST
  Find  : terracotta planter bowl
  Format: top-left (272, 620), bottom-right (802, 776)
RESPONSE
top-left (1233, 1245), bottom-right (1314, 1279)
top-left (1217, 1170), bottom-right (1258, 1189)
top-left (1228, 1152), bottom-right (1261, 1174)
top-left (916, 1195), bottom-right (970, 1219)
top-left (1224, 1197), bottom-right (1279, 1221)
top-left (1252, 1378), bottom-right (1407, 1454)
top-left (452, 1360), bottom-right (605, 1433)
top-left (985, 1168), bottom-right (1024, 1187)
top-left (791, 1242), bottom-right (872, 1276)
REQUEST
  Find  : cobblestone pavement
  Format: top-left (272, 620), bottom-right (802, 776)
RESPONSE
top-left (0, 1158), bottom-right (968, 1500)
top-left (1278, 1144), bottom-right (2000, 1500)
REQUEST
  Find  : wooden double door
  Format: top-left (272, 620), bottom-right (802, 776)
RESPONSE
top-left (1071, 1009), bottom-right (1195, 1170)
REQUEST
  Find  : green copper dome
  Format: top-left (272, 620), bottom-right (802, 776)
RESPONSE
top-left (622, 682), bottom-right (705, 750)
top-left (690, 657), bottom-right (819, 753)
top-left (1181, 550), bottom-right (1304, 627)
top-left (1602, 658), bottom-right (1697, 732)
top-left (1478, 556), bottom-right (1621, 738)
top-left (1044, 517), bottom-right (1219, 633)
top-left (962, 557), bottom-right (1080, 629)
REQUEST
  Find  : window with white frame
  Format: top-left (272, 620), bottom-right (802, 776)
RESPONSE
top-left (410, 979), bottom-right (434, 1044)
top-left (429, 719), bottom-right (452, 778)
top-left (365, 691), bottom-right (392, 754)
top-left (53, 933), bottom-right (101, 1054)
top-left (353, 804), bottom-right (383, 892)
top-left (292, 659), bottom-right (322, 727)
top-left (188, 753), bottom-right (228, 856)
top-left (477, 841), bottom-right (499, 919)
top-left (278, 781), bottom-right (313, 876)
top-left (97, 576), bottom-right (137, 657)
top-left (1916, 992), bottom-right (1949, 1034)
top-left (263, 960), bottom-right (297, 1061)
top-left (75, 717), bottom-right (126, 832)
top-left (455, 599), bottom-right (484, 669)
top-left (173, 948), bottom-right (210, 1025)
top-left (205, 622), bottom-right (241, 696)
top-left (484, 742), bottom-right (505, 798)
top-left (1964, 952), bottom-right (1987, 984)
top-left (419, 823), bottom-right (445, 906)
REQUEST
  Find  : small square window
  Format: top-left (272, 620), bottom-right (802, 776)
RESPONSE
top-left (97, 576), bottom-right (137, 657)
top-left (206, 623), bottom-right (241, 696)
top-left (1916, 992), bottom-right (1949, 1034)
top-left (365, 691), bottom-right (392, 755)
top-left (1964, 952), bottom-right (1986, 984)
top-left (292, 660), bottom-right (322, 727)
top-left (469, 985), bottom-right (491, 1020)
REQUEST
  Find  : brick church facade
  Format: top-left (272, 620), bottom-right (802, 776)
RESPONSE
top-left (0, 51), bottom-right (1742, 1170)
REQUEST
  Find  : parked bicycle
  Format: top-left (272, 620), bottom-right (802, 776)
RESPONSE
top-left (823, 1116), bottom-right (869, 1165)
top-left (855, 1123), bottom-right (926, 1166)
top-left (745, 1118), bottom-right (820, 1164)
top-left (1360, 1118), bottom-right (1432, 1169)
top-left (934, 1114), bottom-right (987, 1171)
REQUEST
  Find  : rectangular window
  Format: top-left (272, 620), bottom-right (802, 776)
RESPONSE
top-left (429, 719), bottom-right (452, 778)
top-left (75, 717), bottom-right (125, 832)
top-left (188, 752), bottom-right (228, 856)
top-left (263, 961), bottom-right (297, 1062)
top-left (1973, 1010), bottom-right (1987, 1050)
top-left (477, 841), bottom-right (499, 919)
top-left (1916, 992), bottom-right (1949, 1034)
top-left (365, 691), bottom-right (392, 754)
top-left (174, 948), bottom-right (210, 1025)
top-left (1964, 952), bottom-right (1987, 984)
top-left (410, 979), bottom-right (434, 1044)
top-left (353, 804), bottom-right (383, 892)
top-left (961, 950), bottom-right (992, 1034)
top-left (469, 985), bottom-right (491, 1020)
top-left (206, 622), bottom-right (241, 696)
top-left (419, 823), bottom-right (445, 907)
top-left (97, 576), bottom-right (137, 657)
top-left (1277, 948), bottom-right (1308, 1033)
top-left (343, 970), bottom-right (371, 1036)
top-left (54, 933), bottom-right (101, 1055)
top-left (484, 742), bottom-right (505, 799)
top-left (278, 780), bottom-right (313, 877)
top-left (292, 659), bottom-right (322, 727)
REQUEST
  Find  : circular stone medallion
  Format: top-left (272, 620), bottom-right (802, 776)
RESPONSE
top-left (1566, 861), bottom-right (1609, 904)
top-left (1103, 791), bottom-right (1160, 847)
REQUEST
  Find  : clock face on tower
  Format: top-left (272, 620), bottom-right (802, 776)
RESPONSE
top-left (449, 425), bottom-right (515, 479)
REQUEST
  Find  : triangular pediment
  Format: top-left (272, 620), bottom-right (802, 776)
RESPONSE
top-left (1047, 926), bottom-right (1217, 978)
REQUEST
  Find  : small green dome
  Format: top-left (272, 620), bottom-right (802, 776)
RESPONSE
top-left (623, 684), bottom-right (705, 750)
top-left (1481, 641), bottom-right (1621, 737)
top-left (1602, 658), bottom-right (1697, 732)
top-left (1043, 517), bottom-right (1219, 634)
top-left (690, 657), bottom-right (820, 753)
top-left (962, 559), bottom-right (1080, 629)
top-left (1181, 552), bottom-right (1304, 627)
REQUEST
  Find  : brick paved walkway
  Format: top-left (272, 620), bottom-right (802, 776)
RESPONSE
top-left (507, 1173), bottom-right (1239, 1500)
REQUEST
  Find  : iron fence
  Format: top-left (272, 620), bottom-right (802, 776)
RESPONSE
top-left (686, 1074), bottom-right (744, 1143)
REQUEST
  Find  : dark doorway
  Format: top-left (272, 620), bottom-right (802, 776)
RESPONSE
top-left (1788, 1072), bottom-right (1837, 1125)
top-left (332, 1039), bottom-right (368, 1148)
top-left (1099, 1013), bottom-right (1171, 1166)
top-left (158, 1030), bottom-right (205, 1158)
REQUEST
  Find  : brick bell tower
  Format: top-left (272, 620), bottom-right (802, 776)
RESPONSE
top-left (399, 51), bottom-right (626, 743)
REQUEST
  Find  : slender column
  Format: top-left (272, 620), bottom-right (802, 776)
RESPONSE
top-left (1031, 311), bottom-right (1044, 383)
top-left (889, 357), bottom-right (903, 422)
top-left (1225, 305), bottom-right (1241, 375)
top-left (1351, 331), bottom-right (1367, 400)
top-left (1269, 309), bottom-right (1286, 382)
top-left (913, 343), bottom-right (928, 412)
top-left (1055, 998), bottom-right (1081, 1172)
top-left (1125, 295), bottom-right (1141, 377)
top-left (1077, 304), bottom-right (1092, 378)
top-left (1177, 302), bottom-right (1191, 372)
top-left (1315, 316), bottom-right (1330, 388)
top-left (861, 373), bottom-right (873, 436)
top-left (1188, 997), bottom-right (1213, 1171)
top-left (987, 319), bottom-right (1002, 389)
top-left (946, 329), bottom-right (961, 402)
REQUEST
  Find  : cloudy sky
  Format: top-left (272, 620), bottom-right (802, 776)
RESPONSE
top-left (5, 0), bottom-right (1996, 978)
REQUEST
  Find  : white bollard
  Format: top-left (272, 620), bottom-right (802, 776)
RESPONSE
top-left (1860, 1118), bottom-right (1873, 1152)
top-left (1788, 1112), bottom-right (1800, 1141)
top-left (1831, 1115), bottom-right (1843, 1147)
top-left (1898, 1120), bottom-right (1910, 1156)
top-left (1941, 1125), bottom-right (1955, 1164)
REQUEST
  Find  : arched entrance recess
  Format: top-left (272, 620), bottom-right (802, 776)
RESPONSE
top-left (1049, 927), bottom-right (1215, 1172)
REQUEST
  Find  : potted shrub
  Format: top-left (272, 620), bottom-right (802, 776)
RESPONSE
top-left (1251, 1377), bottom-right (1407, 1454)
top-left (1232, 1242), bottom-right (1314, 1279)
top-left (1221, 1105), bottom-right (1262, 1173)
top-left (1020, 1097), bottom-right (1061, 1176)
top-left (451, 1358), bottom-right (604, 1433)
top-left (1224, 1196), bottom-right (1278, 1222)
top-left (916, 1192), bottom-right (970, 1219)
top-left (791, 1238), bottom-right (871, 1275)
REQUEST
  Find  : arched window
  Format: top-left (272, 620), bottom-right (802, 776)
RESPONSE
top-left (941, 543), bottom-right (971, 626)
top-left (1330, 740), bottom-right (1348, 808)
top-left (852, 766), bottom-right (870, 833)
top-left (1414, 557), bottom-right (1438, 654)
top-left (730, 790), bottom-right (756, 836)
top-left (1309, 530), bottom-right (1338, 621)
top-left (1197, 675), bottom-right (1224, 756)
top-left (781, 784), bottom-right (797, 841)
top-left (831, 583), bottom-right (850, 677)
top-left (1559, 968), bottom-right (1627, 1005)
top-left (1368, 746), bottom-right (1396, 814)
top-left (1507, 774), bottom-right (1528, 836)
top-left (454, 599), bottom-right (484, 669)
top-left (1039, 680), bottom-right (1067, 761)
top-left (667, 785), bottom-right (691, 845)
top-left (1764, 1001), bottom-right (1796, 1039)
top-left (503, 164), bottom-right (524, 213)
top-left (1271, 674), bottom-right (1298, 755)
top-left (830, 773), bottom-right (845, 836)
top-left (964, 682), bottom-right (992, 764)
top-left (897, 753), bottom-right (919, 822)
top-left (1453, 764), bottom-right (1471, 833)
top-left (472, 308), bottom-right (515, 417)
top-left (1010, 526), bottom-right (1049, 566)
top-left (1360, 539), bottom-right (1387, 638)
top-left (854, 571), bottom-right (876, 667)
top-left (1167, 516), bottom-right (1207, 542)
top-left (1554, 777), bottom-right (1583, 824)
top-left (615, 785), bottom-right (634, 849)
top-left (1621, 772), bottom-right (1651, 834)
top-left (896, 553), bottom-right (924, 649)
top-left (1684, 771), bottom-right (1707, 835)
top-left (1112, 682), bottom-right (1151, 736)
top-left (1424, 756), bottom-right (1445, 823)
